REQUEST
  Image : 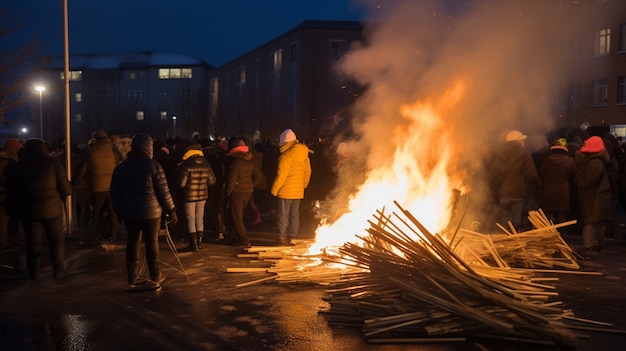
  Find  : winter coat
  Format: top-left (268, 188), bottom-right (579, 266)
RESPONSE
top-left (76, 138), bottom-right (122, 193)
top-left (488, 141), bottom-right (542, 200)
top-left (225, 149), bottom-right (262, 196)
top-left (539, 147), bottom-right (577, 213)
top-left (110, 134), bottom-right (176, 221)
top-left (574, 148), bottom-right (612, 224)
top-left (271, 141), bottom-right (312, 200)
top-left (6, 139), bottom-right (71, 220)
top-left (175, 150), bottom-right (216, 202)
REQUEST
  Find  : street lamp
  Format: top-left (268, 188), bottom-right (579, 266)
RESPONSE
top-left (35, 85), bottom-right (45, 139)
top-left (172, 115), bottom-right (177, 138)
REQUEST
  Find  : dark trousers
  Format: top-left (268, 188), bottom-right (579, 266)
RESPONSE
top-left (228, 192), bottom-right (251, 242)
top-left (91, 191), bottom-right (118, 238)
top-left (124, 218), bottom-right (161, 263)
top-left (21, 213), bottom-right (67, 280)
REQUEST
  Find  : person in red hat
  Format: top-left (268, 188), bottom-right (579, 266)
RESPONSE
top-left (574, 136), bottom-right (613, 258)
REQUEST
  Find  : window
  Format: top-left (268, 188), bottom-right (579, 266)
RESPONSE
top-left (136, 111), bottom-right (144, 121)
top-left (60, 70), bottom-right (82, 81)
top-left (619, 23), bottom-right (626, 52)
top-left (159, 90), bottom-right (171, 99)
top-left (618, 76), bottom-right (626, 104)
top-left (160, 111), bottom-right (168, 120)
top-left (75, 113), bottom-right (82, 122)
top-left (210, 78), bottom-right (219, 118)
top-left (330, 40), bottom-right (348, 60)
top-left (270, 49), bottom-right (282, 97)
top-left (124, 70), bottom-right (145, 80)
top-left (237, 66), bottom-right (246, 86)
top-left (592, 79), bottom-right (608, 105)
top-left (125, 91), bottom-right (144, 99)
top-left (74, 93), bottom-right (82, 102)
top-left (594, 28), bottom-right (611, 56)
top-left (158, 68), bottom-right (192, 79)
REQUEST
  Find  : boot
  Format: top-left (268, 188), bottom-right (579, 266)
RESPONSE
top-left (126, 261), bottom-right (140, 285)
top-left (181, 233), bottom-right (198, 252)
top-left (148, 260), bottom-right (165, 284)
top-left (196, 232), bottom-right (203, 250)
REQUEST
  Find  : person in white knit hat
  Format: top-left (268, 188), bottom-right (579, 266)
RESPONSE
top-left (270, 129), bottom-right (311, 245)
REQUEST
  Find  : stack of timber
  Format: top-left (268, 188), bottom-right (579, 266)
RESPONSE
top-left (229, 203), bottom-right (617, 346)
top-left (319, 202), bottom-right (609, 347)
top-left (452, 209), bottom-right (580, 269)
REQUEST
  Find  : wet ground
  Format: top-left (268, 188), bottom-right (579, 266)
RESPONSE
top-left (1, 216), bottom-right (626, 351)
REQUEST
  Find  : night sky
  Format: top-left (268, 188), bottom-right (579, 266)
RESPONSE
top-left (5, 0), bottom-right (366, 66)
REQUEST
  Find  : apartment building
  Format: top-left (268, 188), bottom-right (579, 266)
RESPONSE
top-left (561, 0), bottom-right (626, 136)
top-left (39, 51), bottom-right (212, 145)
top-left (206, 20), bottom-right (364, 142)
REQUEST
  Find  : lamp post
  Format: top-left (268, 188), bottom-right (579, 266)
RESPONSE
top-left (172, 115), bottom-right (177, 138)
top-left (35, 85), bottom-right (45, 139)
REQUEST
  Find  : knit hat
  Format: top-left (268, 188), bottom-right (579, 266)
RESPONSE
top-left (505, 130), bottom-right (527, 142)
top-left (279, 129), bottom-right (297, 146)
top-left (3, 138), bottom-right (22, 155)
top-left (580, 136), bottom-right (604, 153)
top-left (553, 138), bottom-right (568, 147)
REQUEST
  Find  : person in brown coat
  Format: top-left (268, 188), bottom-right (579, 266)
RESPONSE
top-left (225, 138), bottom-right (262, 246)
top-left (574, 136), bottom-right (613, 258)
top-left (76, 130), bottom-right (123, 241)
top-left (488, 130), bottom-right (542, 232)
top-left (539, 138), bottom-right (577, 226)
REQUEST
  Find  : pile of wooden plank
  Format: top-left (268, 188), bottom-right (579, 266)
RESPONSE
top-left (228, 203), bottom-right (617, 346)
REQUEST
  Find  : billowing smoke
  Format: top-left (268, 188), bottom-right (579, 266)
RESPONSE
top-left (321, 0), bottom-right (567, 229)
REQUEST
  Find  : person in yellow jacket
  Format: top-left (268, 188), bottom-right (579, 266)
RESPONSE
top-left (270, 129), bottom-right (311, 245)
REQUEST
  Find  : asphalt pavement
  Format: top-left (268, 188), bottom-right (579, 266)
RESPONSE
top-left (1, 215), bottom-right (625, 351)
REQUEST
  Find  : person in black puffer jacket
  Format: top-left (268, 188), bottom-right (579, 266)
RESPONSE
top-left (175, 144), bottom-right (216, 252)
top-left (110, 134), bottom-right (178, 287)
top-left (6, 138), bottom-right (71, 281)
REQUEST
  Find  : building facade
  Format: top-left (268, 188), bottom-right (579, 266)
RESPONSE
top-left (561, 0), bottom-right (626, 135)
top-left (206, 20), bottom-right (364, 142)
top-left (40, 51), bottom-right (212, 145)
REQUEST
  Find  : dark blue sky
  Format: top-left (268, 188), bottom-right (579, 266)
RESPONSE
top-left (5, 0), bottom-right (366, 66)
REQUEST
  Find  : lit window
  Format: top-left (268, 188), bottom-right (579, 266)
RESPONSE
top-left (159, 68), bottom-right (192, 79)
top-left (75, 93), bottom-right (82, 102)
top-left (136, 111), bottom-right (144, 121)
top-left (75, 113), bottom-right (82, 122)
top-left (594, 28), bottom-right (611, 55)
top-left (618, 76), bottom-right (626, 104)
top-left (60, 71), bottom-right (82, 81)
top-left (592, 79), bottom-right (608, 105)
top-left (160, 111), bottom-right (168, 120)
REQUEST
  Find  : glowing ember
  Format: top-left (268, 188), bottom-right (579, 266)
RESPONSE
top-left (310, 81), bottom-right (467, 254)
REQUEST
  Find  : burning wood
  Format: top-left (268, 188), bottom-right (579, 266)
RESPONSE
top-left (228, 203), bottom-right (616, 347)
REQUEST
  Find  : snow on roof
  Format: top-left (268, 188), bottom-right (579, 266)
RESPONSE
top-left (47, 51), bottom-right (208, 70)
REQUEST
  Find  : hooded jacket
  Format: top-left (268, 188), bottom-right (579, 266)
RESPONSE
top-left (225, 146), bottom-right (262, 196)
top-left (6, 139), bottom-right (71, 220)
top-left (575, 148), bottom-right (612, 224)
top-left (539, 146), bottom-right (577, 213)
top-left (110, 134), bottom-right (176, 221)
top-left (271, 140), bottom-right (311, 199)
top-left (175, 146), bottom-right (216, 202)
top-left (489, 140), bottom-right (542, 200)
top-left (76, 137), bottom-right (122, 193)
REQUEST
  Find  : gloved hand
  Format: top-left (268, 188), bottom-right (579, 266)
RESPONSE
top-left (167, 210), bottom-right (178, 225)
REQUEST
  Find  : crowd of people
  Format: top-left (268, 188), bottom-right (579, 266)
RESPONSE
top-left (479, 124), bottom-right (625, 259)
top-left (0, 128), bottom-right (320, 288)
top-left (2, 122), bottom-right (624, 286)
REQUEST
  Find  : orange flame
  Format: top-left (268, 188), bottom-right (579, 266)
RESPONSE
top-left (310, 80), bottom-right (467, 253)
